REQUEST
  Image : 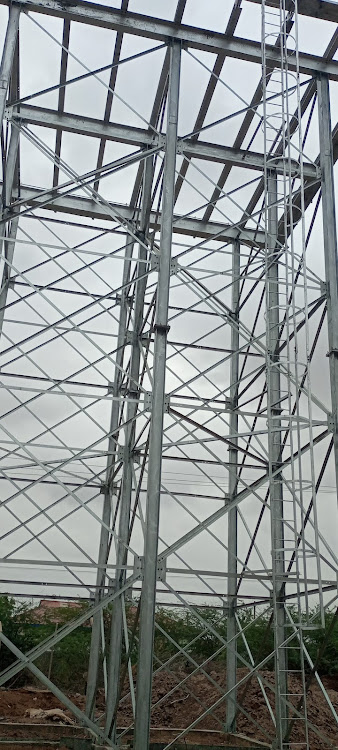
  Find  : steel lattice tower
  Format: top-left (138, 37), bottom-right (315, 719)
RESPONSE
top-left (0, 1), bottom-right (338, 748)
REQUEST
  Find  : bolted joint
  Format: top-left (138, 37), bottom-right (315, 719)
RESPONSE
top-left (271, 406), bottom-right (283, 416)
top-left (134, 229), bottom-right (146, 243)
top-left (4, 106), bottom-right (13, 121)
top-left (176, 139), bottom-right (184, 155)
top-left (328, 414), bottom-right (336, 432)
top-left (151, 255), bottom-right (178, 276)
top-left (100, 481), bottom-right (119, 496)
top-left (117, 445), bottom-right (125, 462)
top-left (156, 133), bottom-right (166, 150)
top-left (320, 280), bottom-right (328, 297)
top-left (143, 390), bottom-right (152, 412)
top-left (107, 381), bottom-right (115, 395)
top-left (156, 557), bottom-right (167, 583)
top-left (116, 444), bottom-right (141, 464)
top-left (132, 449), bottom-right (142, 465)
top-left (154, 323), bottom-right (170, 333)
top-left (143, 391), bottom-right (170, 412)
top-left (151, 254), bottom-right (160, 272)
top-left (228, 310), bottom-right (238, 320)
top-left (133, 555), bottom-right (143, 580)
top-left (170, 258), bottom-right (178, 275)
top-left (133, 556), bottom-right (166, 582)
top-left (271, 461), bottom-right (283, 474)
top-left (120, 385), bottom-right (139, 399)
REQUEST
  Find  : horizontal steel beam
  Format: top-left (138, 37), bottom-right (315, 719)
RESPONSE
top-left (7, 185), bottom-right (266, 245)
top-left (1, 0), bottom-right (338, 80)
top-left (6, 105), bottom-right (159, 148)
top-left (6, 104), bottom-right (319, 179)
top-left (247, 0), bottom-right (338, 24)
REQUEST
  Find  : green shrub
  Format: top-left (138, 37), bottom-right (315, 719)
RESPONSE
top-left (0, 595), bottom-right (337, 693)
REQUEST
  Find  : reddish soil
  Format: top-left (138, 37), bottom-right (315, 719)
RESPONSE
top-left (0, 668), bottom-right (337, 748)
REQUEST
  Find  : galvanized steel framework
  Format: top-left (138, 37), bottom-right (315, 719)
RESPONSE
top-left (0, 0), bottom-right (338, 748)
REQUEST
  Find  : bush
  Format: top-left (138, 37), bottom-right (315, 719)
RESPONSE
top-left (0, 595), bottom-right (337, 693)
top-left (0, 595), bottom-right (36, 676)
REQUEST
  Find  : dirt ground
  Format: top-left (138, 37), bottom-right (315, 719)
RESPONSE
top-left (0, 667), bottom-right (337, 748)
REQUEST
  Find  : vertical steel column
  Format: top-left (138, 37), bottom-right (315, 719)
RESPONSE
top-left (0, 7), bottom-right (20, 336)
top-left (85, 489), bottom-right (111, 717)
top-left (0, 5), bottom-right (20, 124)
top-left (0, 120), bottom-right (20, 334)
top-left (3, 122), bottom-right (19, 201)
top-left (133, 42), bottom-right (181, 750)
top-left (266, 170), bottom-right (288, 748)
top-left (105, 155), bottom-right (154, 739)
top-left (85, 237), bottom-right (131, 719)
top-left (317, 74), bottom-right (338, 498)
top-left (226, 239), bottom-right (240, 732)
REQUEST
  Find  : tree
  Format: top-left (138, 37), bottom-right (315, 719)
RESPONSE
top-left (0, 595), bottom-right (36, 677)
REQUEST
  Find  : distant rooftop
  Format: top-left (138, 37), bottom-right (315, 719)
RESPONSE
top-left (30, 599), bottom-right (83, 624)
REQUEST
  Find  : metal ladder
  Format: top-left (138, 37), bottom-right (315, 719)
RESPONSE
top-left (261, 1), bottom-right (325, 747)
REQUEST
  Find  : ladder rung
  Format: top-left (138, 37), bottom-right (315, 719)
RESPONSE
top-left (284, 718), bottom-right (306, 722)
top-left (280, 692), bottom-right (304, 696)
top-left (278, 669), bottom-right (303, 673)
top-left (281, 717), bottom-right (306, 721)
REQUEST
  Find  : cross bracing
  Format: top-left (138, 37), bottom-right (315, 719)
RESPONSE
top-left (0, 1), bottom-right (338, 748)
